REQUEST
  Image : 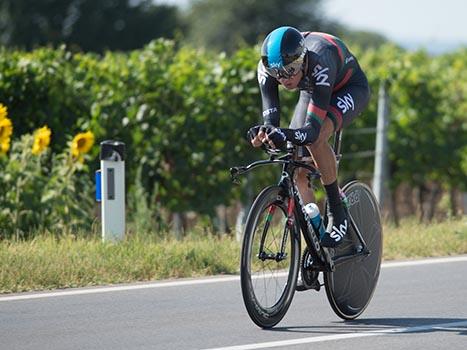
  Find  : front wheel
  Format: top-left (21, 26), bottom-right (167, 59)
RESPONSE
top-left (240, 185), bottom-right (300, 328)
top-left (324, 181), bottom-right (383, 320)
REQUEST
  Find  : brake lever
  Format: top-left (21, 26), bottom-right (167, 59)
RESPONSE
top-left (230, 166), bottom-right (246, 184)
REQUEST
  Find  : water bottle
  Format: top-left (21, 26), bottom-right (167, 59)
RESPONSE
top-left (304, 203), bottom-right (325, 240)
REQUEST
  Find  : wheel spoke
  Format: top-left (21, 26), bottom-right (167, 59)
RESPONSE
top-left (241, 186), bottom-right (299, 327)
top-left (250, 200), bottom-right (291, 307)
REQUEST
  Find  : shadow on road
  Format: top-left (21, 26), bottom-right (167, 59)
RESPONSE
top-left (270, 317), bottom-right (467, 336)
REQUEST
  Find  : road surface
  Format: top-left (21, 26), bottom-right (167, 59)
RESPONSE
top-left (1, 256), bottom-right (466, 349)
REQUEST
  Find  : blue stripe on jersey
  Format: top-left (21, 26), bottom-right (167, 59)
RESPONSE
top-left (267, 26), bottom-right (289, 69)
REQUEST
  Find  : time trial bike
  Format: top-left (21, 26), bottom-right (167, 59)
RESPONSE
top-left (230, 130), bottom-right (383, 328)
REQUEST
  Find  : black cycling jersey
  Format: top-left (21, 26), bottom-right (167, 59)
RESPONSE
top-left (257, 32), bottom-right (369, 138)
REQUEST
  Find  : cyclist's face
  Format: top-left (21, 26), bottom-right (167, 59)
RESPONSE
top-left (278, 70), bottom-right (303, 90)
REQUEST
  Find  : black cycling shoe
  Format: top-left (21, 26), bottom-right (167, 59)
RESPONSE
top-left (296, 275), bottom-right (320, 291)
top-left (320, 205), bottom-right (349, 248)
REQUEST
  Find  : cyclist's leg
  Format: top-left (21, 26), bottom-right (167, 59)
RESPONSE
top-left (295, 164), bottom-right (316, 204)
top-left (289, 91), bottom-right (315, 204)
top-left (326, 71), bottom-right (371, 132)
top-left (312, 80), bottom-right (370, 247)
top-left (306, 80), bottom-right (371, 185)
top-left (306, 118), bottom-right (335, 185)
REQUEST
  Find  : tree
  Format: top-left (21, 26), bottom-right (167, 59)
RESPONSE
top-left (184, 0), bottom-right (338, 52)
top-left (64, 0), bottom-right (182, 52)
top-left (0, 0), bottom-right (181, 52)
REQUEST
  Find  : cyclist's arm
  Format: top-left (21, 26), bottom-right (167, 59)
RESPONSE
top-left (304, 48), bottom-right (338, 129)
top-left (276, 49), bottom-right (339, 146)
top-left (257, 60), bottom-right (280, 127)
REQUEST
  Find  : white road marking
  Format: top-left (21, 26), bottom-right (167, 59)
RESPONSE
top-left (0, 255), bottom-right (466, 302)
top-left (201, 320), bottom-right (467, 350)
top-left (380, 255), bottom-right (467, 268)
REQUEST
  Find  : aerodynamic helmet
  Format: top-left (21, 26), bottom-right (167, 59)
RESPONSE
top-left (261, 26), bottom-right (306, 79)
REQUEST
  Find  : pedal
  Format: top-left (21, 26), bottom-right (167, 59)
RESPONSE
top-left (296, 277), bottom-right (320, 292)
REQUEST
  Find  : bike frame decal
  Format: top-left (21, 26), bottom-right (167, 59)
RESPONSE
top-left (287, 197), bottom-right (295, 225)
top-left (258, 204), bottom-right (280, 258)
top-left (266, 205), bottom-right (276, 222)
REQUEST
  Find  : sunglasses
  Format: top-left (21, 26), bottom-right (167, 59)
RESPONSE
top-left (264, 56), bottom-right (304, 80)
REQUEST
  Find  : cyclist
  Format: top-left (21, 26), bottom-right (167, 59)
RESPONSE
top-left (248, 26), bottom-right (370, 248)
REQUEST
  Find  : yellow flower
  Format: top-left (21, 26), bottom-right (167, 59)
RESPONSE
top-left (0, 115), bottom-right (12, 156)
top-left (71, 131), bottom-right (95, 159)
top-left (0, 117), bottom-right (13, 141)
top-left (0, 103), bottom-right (7, 121)
top-left (1, 137), bottom-right (10, 155)
top-left (32, 126), bottom-right (52, 155)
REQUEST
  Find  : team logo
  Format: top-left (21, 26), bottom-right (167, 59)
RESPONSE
top-left (345, 56), bottom-right (355, 64)
top-left (294, 130), bottom-right (306, 143)
top-left (336, 93), bottom-right (355, 114)
top-left (312, 64), bottom-right (330, 86)
top-left (330, 219), bottom-right (348, 242)
top-left (263, 107), bottom-right (278, 117)
top-left (347, 190), bottom-right (361, 207)
top-left (258, 64), bottom-right (268, 85)
top-left (274, 128), bottom-right (287, 141)
top-left (269, 62), bottom-right (282, 69)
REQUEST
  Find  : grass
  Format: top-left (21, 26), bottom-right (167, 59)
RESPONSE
top-left (0, 233), bottom-right (240, 293)
top-left (0, 217), bottom-right (465, 293)
top-left (383, 217), bottom-right (467, 260)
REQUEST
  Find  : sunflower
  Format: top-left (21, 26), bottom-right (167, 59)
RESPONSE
top-left (32, 126), bottom-right (52, 155)
top-left (71, 131), bottom-right (95, 159)
top-left (0, 103), bottom-right (7, 120)
top-left (0, 137), bottom-right (10, 155)
top-left (0, 117), bottom-right (13, 142)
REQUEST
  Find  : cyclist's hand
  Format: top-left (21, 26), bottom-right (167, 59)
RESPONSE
top-left (248, 125), bottom-right (288, 150)
top-left (264, 127), bottom-right (287, 150)
top-left (247, 125), bottom-right (265, 148)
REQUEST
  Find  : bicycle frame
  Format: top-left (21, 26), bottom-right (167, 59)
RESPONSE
top-left (231, 131), bottom-right (371, 271)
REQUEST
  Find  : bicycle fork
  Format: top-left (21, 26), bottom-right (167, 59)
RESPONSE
top-left (257, 199), bottom-right (292, 262)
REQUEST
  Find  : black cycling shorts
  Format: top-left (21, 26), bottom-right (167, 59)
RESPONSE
top-left (289, 70), bottom-right (370, 132)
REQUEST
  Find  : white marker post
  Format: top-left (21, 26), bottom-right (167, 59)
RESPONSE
top-left (99, 140), bottom-right (126, 242)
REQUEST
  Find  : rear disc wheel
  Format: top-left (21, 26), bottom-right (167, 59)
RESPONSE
top-left (324, 181), bottom-right (383, 319)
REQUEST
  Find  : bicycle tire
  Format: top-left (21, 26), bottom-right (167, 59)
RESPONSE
top-left (324, 181), bottom-right (383, 320)
top-left (240, 185), bottom-right (301, 328)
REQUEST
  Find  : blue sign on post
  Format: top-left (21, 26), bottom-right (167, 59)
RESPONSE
top-left (95, 170), bottom-right (102, 202)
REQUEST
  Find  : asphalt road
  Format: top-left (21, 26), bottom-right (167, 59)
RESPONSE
top-left (1, 256), bottom-right (466, 350)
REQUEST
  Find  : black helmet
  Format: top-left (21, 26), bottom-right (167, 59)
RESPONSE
top-left (261, 26), bottom-right (306, 79)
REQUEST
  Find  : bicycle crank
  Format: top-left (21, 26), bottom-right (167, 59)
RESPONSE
top-left (296, 248), bottom-right (321, 291)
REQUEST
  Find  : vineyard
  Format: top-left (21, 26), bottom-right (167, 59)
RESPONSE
top-left (0, 40), bottom-right (466, 237)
